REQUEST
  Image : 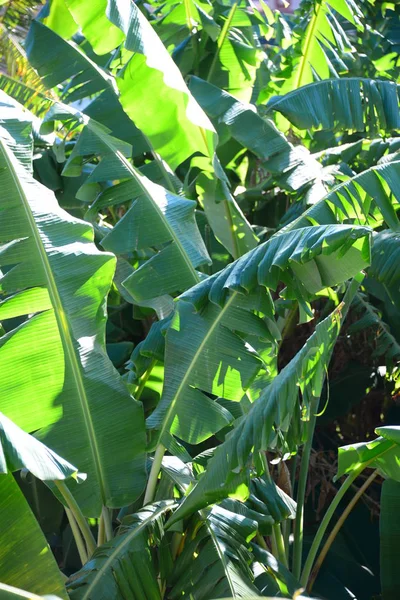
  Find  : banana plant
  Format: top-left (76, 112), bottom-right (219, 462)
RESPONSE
top-left (0, 0), bottom-right (398, 598)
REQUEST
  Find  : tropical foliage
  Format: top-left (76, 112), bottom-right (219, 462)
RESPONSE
top-left (0, 0), bottom-right (399, 599)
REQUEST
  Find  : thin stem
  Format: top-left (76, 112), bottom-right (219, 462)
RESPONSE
top-left (283, 455), bottom-right (297, 560)
top-left (292, 396), bottom-right (319, 579)
top-left (256, 531), bottom-right (268, 550)
top-left (102, 506), bottom-right (113, 542)
top-left (207, 2), bottom-right (239, 83)
top-left (65, 507), bottom-right (88, 565)
top-left (55, 481), bottom-right (97, 557)
top-left (259, 452), bottom-right (286, 562)
top-left (97, 511), bottom-right (106, 547)
top-left (273, 523), bottom-right (288, 567)
top-left (135, 359), bottom-right (156, 401)
top-left (143, 444), bottom-right (166, 505)
top-left (307, 470), bottom-right (378, 593)
top-left (300, 467), bottom-right (363, 586)
top-left (223, 197), bottom-right (240, 260)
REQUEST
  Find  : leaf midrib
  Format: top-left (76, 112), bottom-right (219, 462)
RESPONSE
top-left (158, 291), bottom-right (238, 440)
top-left (293, 0), bottom-right (325, 91)
top-left (94, 123), bottom-right (201, 286)
top-left (0, 139), bottom-right (108, 505)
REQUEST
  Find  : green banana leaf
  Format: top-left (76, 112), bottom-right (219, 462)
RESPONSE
top-left (67, 501), bottom-right (175, 600)
top-left (0, 582), bottom-right (62, 599)
top-left (168, 276), bottom-right (365, 524)
top-left (276, 0), bottom-right (363, 94)
top-left (42, 103), bottom-right (211, 302)
top-left (25, 20), bottom-right (115, 104)
top-left (0, 104), bottom-right (146, 517)
top-left (48, 0), bottom-right (216, 170)
top-left (189, 76), bottom-right (324, 193)
top-left (380, 478), bottom-right (400, 600)
top-left (336, 426), bottom-right (400, 481)
top-left (0, 412), bottom-right (89, 599)
top-left (169, 504), bottom-right (260, 598)
top-left (148, 225), bottom-right (370, 455)
top-left (0, 412), bottom-right (83, 482)
top-left (289, 160), bottom-right (400, 232)
top-left (266, 78), bottom-right (400, 137)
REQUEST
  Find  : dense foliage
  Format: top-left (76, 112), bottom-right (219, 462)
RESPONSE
top-left (0, 0), bottom-right (399, 599)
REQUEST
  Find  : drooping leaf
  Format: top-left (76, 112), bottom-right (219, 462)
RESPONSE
top-left (67, 501), bottom-right (175, 600)
top-left (169, 504), bottom-right (260, 599)
top-left (0, 412), bottom-right (84, 482)
top-left (0, 106), bottom-right (146, 516)
top-left (189, 76), bottom-right (325, 193)
top-left (168, 275), bottom-right (365, 524)
top-left (42, 103), bottom-right (211, 302)
top-left (266, 78), bottom-right (400, 137)
top-left (25, 19), bottom-right (116, 103)
top-left (149, 226), bottom-right (369, 459)
top-left (336, 426), bottom-right (400, 481)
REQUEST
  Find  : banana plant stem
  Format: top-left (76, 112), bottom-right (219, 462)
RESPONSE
top-left (283, 455), bottom-right (297, 561)
top-left (259, 452), bottom-right (286, 563)
top-left (65, 507), bottom-right (88, 565)
top-left (135, 360), bottom-right (156, 401)
top-left (102, 506), bottom-right (113, 541)
top-left (300, 466), bottom-right (363, 587)
top-left (273, 523), bottom-right (288, 567)
top-left (55, 481), bottom-right (97, 557)
top-left (307, 469), bottom-right (378, 593)
top-left (143, 443), bottom-right (166, 505)
top-left (207, 1), bottom-right (239, 83)
top-left (292, 397), bottom-right (319, 579)
top-left (97, 510), bottom-right (106, 546)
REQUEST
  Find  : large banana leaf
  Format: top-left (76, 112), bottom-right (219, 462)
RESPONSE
top-left (25, 20), bottom-right (115, 104)
top-left (168, 276), bottom-right (365, 524)
top-left (189, 76), bottom-right (325, 193)
top-left (288, 160), bottom-right (400, 232)
top-left (0, 413), bottom-right (85, 599)
top-left (335, 425), bottom-right (400, 481)
top-left (277, 0), bottom-right (363, 94)
top-left (0, 475), bottom-right (67, 599)
top-left (169, 504), bottom-right (260, 599)
top-left (266, 78), bottom-right (400, 137)
top-left (380, 478), bottom-right (400, 600)
top-left (0, 582), bottom-right (62, 599)
top-left (0, 106), bottom-right (146, 516)
top-left (67, 501), bottom-right (175, 600)
top-left (42, 103), bottom-right (211, 302)
top-left (148, 226), bottom-right (370, 453)
top-left (45, 0), bottom-right (216, 170)
top-left (0, 412), bottom-right (83, 482)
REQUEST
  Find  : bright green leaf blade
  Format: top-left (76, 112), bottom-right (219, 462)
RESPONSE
top-left (0, 473), bottom-right (67, 598)
top-left (0, 412), bottom-right (83, 482)
top-left (0, 112), bottom-right (146, 516)
top-left (42, 103), bottom-right (211, 301)
top-left (336, 426), bottom-right (400, 481)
